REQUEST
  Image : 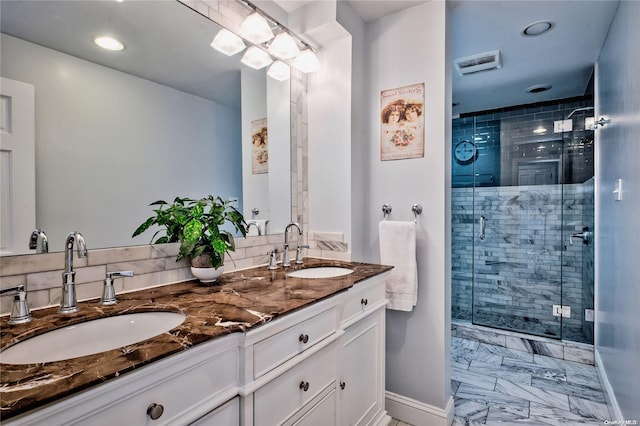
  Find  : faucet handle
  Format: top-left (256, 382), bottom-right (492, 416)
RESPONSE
top-left (101, 271), bottom-right (134, 305)
top-left (0, 285), bottom-right (32, 325)
top-left (295, 245), bottom-right (310, 264)
top-left (268, 248), bottom-right (279, 270)
top-left (107, 271), bottom-right (134, 278)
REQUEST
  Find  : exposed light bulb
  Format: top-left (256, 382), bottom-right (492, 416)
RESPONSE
top-left (267, 61), bottom-right (290, 81)
top-left (292, 49), bottom-right (320, 73)
top-left (268, 32), bottom-right (300, 60)
top-left (239, 12), bottom-right (274, 44)
top-left (241, 46), bottom-right (273, 70)
top-left (94, 36), bottom-right (124, 51)
top-left (210, 29), bottom-right (246, 56)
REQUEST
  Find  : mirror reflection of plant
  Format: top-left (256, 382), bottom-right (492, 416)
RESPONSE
top-left (132, 196), bottom-right (247, 269)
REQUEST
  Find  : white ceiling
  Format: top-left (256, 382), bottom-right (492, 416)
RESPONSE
top-left (284, 0), bottom-right (619, 114)
top-left (2, 0), bottom-right (620, 115)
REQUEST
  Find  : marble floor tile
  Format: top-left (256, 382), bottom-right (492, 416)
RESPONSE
top-left (568, 396), bottom-right (610, 421)
top-left (531, 377), bottom-right (606, 404)
top-left (529, 402), bottom-right (603, 425)
top-left (506, 336), bottom-right (565, 359)
top-left (453, 366), bottom-right (498, 391)
top-left (456, 383), bottom-right (530, 408)
top-left (469, 360), bottom-right (532, 385)
top-left (495, 378), bottom-right (570, 411)
top-left (476, 342), bottom-right (535, 363)
top-left (453, 336), bottom-right (481, 350)
top-left (451, 334), bottom-right (611, 425)
top-left (457, 328), bottom-right (507, 347)
top-left (501, 358), bottom-right (567, 382)
top-left (454, 347), bottom-right (505, 365)
top-left (454, 397), bottom-right (489, 423)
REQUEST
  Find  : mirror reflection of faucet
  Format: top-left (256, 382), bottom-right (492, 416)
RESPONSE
top-left (29, 229), bottom-right (48, 253)
top-left (247, 219), bottom-right (269, 236)
top-left (59, 231), bottom-right (87, 314)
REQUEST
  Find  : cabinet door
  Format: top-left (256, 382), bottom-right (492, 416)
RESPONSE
top-left (289, 389), bottom-right (337, 426)
top-left (190, 397), bottom-right (239, 426)
top-left (341, 309), bottom-right (384, 426)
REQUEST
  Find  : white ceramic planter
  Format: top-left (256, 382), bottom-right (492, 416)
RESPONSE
top-left (190, 266), bottom-right (223, 283)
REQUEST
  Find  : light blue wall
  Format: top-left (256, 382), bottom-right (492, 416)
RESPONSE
top-left (595, 0), bottom-right (640, 420)
top-left (347, 2), bottom-right (452, 423)
top-left (0, 33), bottom-right (242, 250)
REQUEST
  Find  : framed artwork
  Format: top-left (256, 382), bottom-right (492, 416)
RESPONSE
top-left (251, 118), bottom-right (268, 174)
top-left (380, 83), bottom-right (425, 161)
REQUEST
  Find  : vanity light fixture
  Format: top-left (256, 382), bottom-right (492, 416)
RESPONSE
top-left (268, 32), bottom-right (300, 60)
top-left (267, 60), bottom-right (290, 81)
top-left (241, 46), bottom-right (273, 70)
top-left (94, 36), bottom-right (124, 51)
top-left (239, 12), bottom-right (274, 44)
top-left (292, 49), bottom-right (320, 73)
top-left (210, 28), bottom-right (246, 56)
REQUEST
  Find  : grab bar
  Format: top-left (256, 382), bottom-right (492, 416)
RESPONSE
top-left (479, 214), bottom-right (486, 240)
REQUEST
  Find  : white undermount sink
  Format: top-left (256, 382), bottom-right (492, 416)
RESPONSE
top-left (287, 266), bottom-right (354, 279)
top-left (0, 311), bottom-right (186, 365)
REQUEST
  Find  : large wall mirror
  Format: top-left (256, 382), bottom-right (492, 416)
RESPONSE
top-left (0, 0), bottom-right (292, 256)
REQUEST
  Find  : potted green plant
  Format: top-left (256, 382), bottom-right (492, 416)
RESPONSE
top-left (132, 196), bottom-right (247, 282)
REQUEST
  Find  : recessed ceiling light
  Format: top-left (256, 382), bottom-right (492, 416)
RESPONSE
top-left (526, 84), bottom-right (552, 94)
top-left (533, 126), bottom-right (548, 134)
top-left (521, 21), bottom-right (554, 37)
top-left (94, 36), bottom-right (124, 51)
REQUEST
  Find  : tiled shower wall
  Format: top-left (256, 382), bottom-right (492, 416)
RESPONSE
top-left (451, 180), bottom-right (594, 343)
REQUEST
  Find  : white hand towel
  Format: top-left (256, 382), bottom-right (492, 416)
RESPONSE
top-left (379, 220), bottom-right (418, 311)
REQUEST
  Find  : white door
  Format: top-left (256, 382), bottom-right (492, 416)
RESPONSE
top-left (0, 77), bottom-right (36, 255)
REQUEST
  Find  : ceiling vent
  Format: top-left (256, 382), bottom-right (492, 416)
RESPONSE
top-left (454, 50), bottom-right (502, 76)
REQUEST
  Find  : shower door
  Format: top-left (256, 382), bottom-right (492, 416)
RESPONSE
top-left (469, 107), bottom-right (564, 338)
top-left (457, 102), bottom-right (595, 341)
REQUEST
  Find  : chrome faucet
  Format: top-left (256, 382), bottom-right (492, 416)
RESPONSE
top-left (59, 231), bottom-right (87, 313)
top-left (247, 221), bottom-right (262, 236)
top-left (29, 229), bottom-right (48, 253)
top-left (282, 222), bottom-right (302, 268)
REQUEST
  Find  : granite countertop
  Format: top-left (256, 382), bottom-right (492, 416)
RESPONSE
top-left (0, 258), bottom-right (392, 419)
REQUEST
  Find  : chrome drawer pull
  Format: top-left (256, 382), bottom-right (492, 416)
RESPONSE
top-left (298, 333), bottom-right (309, 344)
top-left (299, 381), bottom-right (310, 392)
top-left (147, 403), bottom-right (164, 420)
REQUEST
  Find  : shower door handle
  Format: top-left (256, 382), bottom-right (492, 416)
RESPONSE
top-left (479, 214), bottom-right (486, 240)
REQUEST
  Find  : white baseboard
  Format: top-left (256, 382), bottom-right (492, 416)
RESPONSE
top-left (385, 391), bottom-right (454, 426)
top-left (595, 348), bottom-right (623, 421)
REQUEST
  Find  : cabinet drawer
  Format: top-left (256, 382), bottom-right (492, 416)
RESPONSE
top-left (83, 346), bottom-right (238, 425)
top-left (341, 277), bottom-right (385, 325)
top-left (189, 397), bottom-right (239, 426)
top-left (254, 343), bottom-right (337, 426)
top-left (253, 307), bottom-right (337, 379)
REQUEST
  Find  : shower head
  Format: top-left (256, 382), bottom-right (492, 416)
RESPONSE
top-left (566, 106), bottom-right (594, 119)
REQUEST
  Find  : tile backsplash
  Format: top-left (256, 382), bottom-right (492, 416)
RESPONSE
top-left (1, 232), bottom-right (350, 315)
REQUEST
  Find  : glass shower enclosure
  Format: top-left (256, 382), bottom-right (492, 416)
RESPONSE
top-left (451, 98), bottom-right (595, 344)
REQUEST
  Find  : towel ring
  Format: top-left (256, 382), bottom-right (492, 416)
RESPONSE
top-left (412, 204), bottom-right (423, 223)
top-left (382, 204), bottom-right (392, 220)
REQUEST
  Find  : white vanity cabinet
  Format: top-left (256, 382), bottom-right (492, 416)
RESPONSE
top-left (5, 271), bottom-right (390, 426)
top-left (5, 334), bottom-right (240, 426)
top-left (339, 274), bottom-right (388, 426)
top-left (240, 272), bottom-right (389, 426)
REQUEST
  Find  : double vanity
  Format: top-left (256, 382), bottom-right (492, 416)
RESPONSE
top-left (0, 258), bottom-right (392, 425)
